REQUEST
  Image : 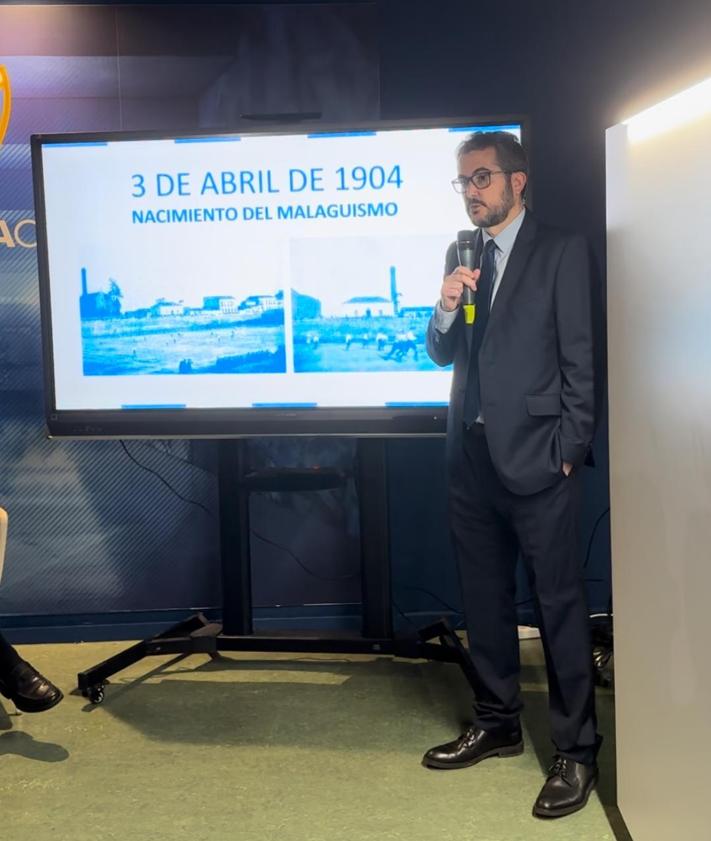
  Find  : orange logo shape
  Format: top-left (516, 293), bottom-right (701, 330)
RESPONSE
top-left (0, 65), bottom-right (11, 146)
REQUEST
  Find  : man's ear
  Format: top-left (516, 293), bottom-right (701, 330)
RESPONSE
top-left (511, 171), bottom-right (527, 200)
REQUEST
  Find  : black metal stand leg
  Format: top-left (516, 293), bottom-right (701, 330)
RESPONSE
top-left (77, 614), bottom-right (212, 703)
top-left (76, 617), bottom-right (477, 703)
top-left (415, 619), bottom-right (479, 693)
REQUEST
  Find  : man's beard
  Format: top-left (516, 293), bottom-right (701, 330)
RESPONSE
top-left (467, 177), bottom-right (515, 228)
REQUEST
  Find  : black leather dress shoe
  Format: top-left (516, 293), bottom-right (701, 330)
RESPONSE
top-left (533, 755), bottom-right (598, 818)
top-left (0, 661), bottom-right (63, 713)
top-left (422, 725), bottom-right (523, 769)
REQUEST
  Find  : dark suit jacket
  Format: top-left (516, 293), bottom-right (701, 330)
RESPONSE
top-left (426, 211), bottom-right (595, 496)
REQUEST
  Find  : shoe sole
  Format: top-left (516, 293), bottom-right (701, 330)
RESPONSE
top-left (532, 775), bottom-right (598, 819)
top-left (423, 741), bottom-right (524, 770)
top-left (0, 688), bottom-right (64, 714)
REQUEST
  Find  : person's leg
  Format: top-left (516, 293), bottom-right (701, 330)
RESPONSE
top-left (422, 425), bottom-right (522, 769)
top-left (0, 630), bottom-right (63, 713)
top-left (0, 630), bottom-right (22, 675)
top-left (510, 470), bottom-right (599, 816)
top-left (450, 430), bottom-right (522, 730)
top-left (511, 472), bottom-right (598, 762)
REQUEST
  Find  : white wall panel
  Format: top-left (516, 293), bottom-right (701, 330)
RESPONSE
top-left (607, 96), bottom-right (711, 841)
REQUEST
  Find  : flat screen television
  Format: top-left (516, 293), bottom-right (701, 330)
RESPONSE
top-left (31, 117), bottom-right (525, 437)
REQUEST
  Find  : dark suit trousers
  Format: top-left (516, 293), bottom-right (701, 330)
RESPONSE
top-left (0, 630), bottom-right (21, 676)
top-left (449, 423), bottom-right (599, 765)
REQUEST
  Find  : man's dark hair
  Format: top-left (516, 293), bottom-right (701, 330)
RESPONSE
top-left (457, 131), bottom-right (528, 195)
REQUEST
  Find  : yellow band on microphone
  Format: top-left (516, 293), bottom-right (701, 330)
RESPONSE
top-left (463, 303), bottom-right (475, 325)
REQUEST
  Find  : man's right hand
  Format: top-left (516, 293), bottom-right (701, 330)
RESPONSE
top-left (440, 266), bottom-right (480, 312)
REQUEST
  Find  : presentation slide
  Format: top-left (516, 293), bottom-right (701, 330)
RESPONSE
top-left (37, 122), bottom-right (521, 411)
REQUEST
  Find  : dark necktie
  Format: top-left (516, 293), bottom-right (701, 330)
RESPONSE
top-left (463, 238), bottom-right (497, 427)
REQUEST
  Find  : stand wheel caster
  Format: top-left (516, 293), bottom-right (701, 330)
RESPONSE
top-left (83, 683), bottom-right (106, 705)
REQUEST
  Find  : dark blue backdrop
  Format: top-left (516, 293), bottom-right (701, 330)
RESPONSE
top-left (2, 0), bottom-right (710, 641)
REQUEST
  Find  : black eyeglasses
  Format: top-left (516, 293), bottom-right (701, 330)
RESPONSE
top-left (451, 169), bottom-right (510, 193)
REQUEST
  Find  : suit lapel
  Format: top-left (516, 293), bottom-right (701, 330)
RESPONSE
top-left (484, 211), bottom-right (538, 341)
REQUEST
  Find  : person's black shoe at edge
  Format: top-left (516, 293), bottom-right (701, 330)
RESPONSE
top-left (532, 755), bottom-right (599, 819)
top-left (422, 724), bottom-right (524, 769)
top-left (0, 660), bottom-right (63, 713)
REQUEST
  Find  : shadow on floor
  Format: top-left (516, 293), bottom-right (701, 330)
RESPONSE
top-left (0, 730), bottom-right (70, 762)
top-left (85, 655), bottom-right (477, 753)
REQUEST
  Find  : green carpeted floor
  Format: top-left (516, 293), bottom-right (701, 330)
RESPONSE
top-left (1, 638), bottom-right (620, 841)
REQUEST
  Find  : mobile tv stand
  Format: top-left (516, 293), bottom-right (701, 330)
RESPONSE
top-left (77, 439), bottom-right (477, 705)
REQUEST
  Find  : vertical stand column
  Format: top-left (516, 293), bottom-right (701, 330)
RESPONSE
top-left (356, 438), bottom-right (393, 640)
top-left (218, 438), bottom-right (253, 635)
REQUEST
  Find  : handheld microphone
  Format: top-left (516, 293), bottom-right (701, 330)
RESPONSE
top-left (456, 230), bottom-right (478, 325)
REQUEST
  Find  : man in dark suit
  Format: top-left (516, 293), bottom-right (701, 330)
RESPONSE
top-left (423, 131), bottom-right (600, 819)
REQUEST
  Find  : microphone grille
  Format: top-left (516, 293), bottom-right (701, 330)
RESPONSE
top-left (457, 229), bottom-right (477, 246)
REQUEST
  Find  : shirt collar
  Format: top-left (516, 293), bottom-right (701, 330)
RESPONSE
top-left (481, 207), bottom-right (526, 256)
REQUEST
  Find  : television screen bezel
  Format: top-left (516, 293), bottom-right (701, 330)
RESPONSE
top-left (31, 114), bottom-right (529, 438)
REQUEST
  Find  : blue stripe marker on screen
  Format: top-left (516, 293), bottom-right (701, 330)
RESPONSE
top-left (121, 404), bottom-right (187, 410)
top-left (174, 136), bottom-right (241, 144)
top-left (307, 131), bottom-right (377, 139)
top-left (448, 125), bottom-right (520, 133)
top-left (44, 141), bottom-right (109, 148)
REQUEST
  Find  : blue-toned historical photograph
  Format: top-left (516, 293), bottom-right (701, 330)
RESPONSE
top-left (79, 268), bottom-right (286, 375)
top-left (291, 235), bottom-right (449, 373)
